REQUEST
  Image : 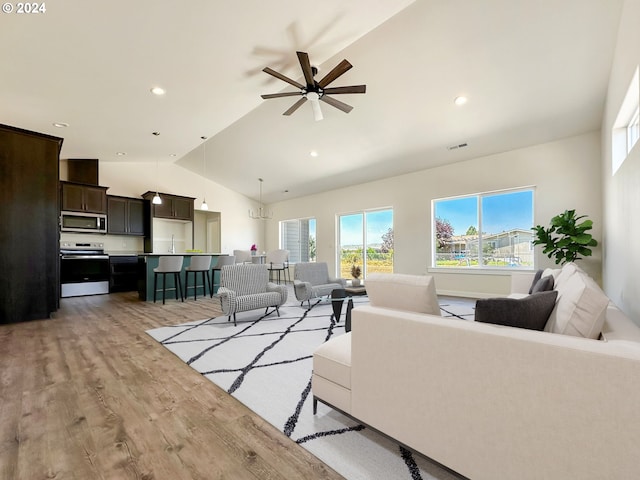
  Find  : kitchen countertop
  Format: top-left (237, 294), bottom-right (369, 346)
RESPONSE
top-left (138, 252), bottom-right (229, 257)
top-left (138, 252), bottom-right (226, 256)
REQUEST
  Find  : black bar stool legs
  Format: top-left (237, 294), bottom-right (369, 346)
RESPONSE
top-left (185, 269), bottom-right (211, 300)
top-left (153, 256), bottom-right (185, 304)
top-left (153, 271), bottom-right (184, 304)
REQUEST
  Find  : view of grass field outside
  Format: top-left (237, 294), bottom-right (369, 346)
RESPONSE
top-left (338, 209), bottom-right (393, 279)
top-left (434, 189), bottom-right (534, 268)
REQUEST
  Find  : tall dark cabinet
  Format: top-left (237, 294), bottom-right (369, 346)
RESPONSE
top-left (0, 124), bottom-right (63, 323)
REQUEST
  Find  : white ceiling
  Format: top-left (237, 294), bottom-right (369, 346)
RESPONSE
top-left (0, 0), bottom-right (623, 204)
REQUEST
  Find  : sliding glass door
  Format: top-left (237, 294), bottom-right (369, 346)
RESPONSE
top-left (338, 209), bottom-right (393, 279)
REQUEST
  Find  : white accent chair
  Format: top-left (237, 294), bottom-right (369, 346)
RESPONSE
top-left (217, 264), bottom-right (288, 326)
top-left (266, 249), bottom-right (290, 284)
top-left (294, 262), bottom-right (345, 308)
top-left (233, 249), bottom-right (253, 264)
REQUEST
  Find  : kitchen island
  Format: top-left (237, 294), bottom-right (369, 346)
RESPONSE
top-left (138, 253), bottom-right (227, 301)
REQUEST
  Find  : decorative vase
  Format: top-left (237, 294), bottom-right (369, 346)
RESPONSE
top-left (251, 250), bottom-right (256, 256)
top-left (352, 278), bottom-right (361, 287)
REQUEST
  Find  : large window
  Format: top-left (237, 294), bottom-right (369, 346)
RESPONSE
top-left (612, 66), bottom-right (639, 174)
top-left (338, 209), bottom-right (393, 278)
top-left (628, 106), bottom-right (639, 154)
top-left (433, 188), bottom-right (534, 269)
top-left (280, 218), bottom-right (316, 263)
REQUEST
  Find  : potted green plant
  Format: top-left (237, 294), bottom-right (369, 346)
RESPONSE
top-left (531, 209), bottom-right (598, 265)
top-left (351, 264), bottom-right (362, 287)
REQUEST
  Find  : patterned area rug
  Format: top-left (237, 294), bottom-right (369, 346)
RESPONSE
top-left (146, 295), bottom-right (475, 480)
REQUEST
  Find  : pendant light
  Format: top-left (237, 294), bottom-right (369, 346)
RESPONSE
top-left (248, 178), bottom-right (273, 219)
top-left (152, 132), bottom-right (162, 204)
top-left (200, 136), bottom-right (208, 210)
top-left (152, 160), bottom-right (162, 204)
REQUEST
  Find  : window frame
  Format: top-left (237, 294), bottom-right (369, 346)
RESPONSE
top-left (612, 66), bottom-right (639, 175)
top-left (279, 217), bottom-right (316, 263)
top-left (431, 187), bottom-right (535, 272)
top-left (337, 208), bottom-right (394, 279)
top-left (628, 106), bottom-right (639, 154)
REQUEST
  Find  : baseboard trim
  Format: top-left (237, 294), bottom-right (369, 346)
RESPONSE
top-left (437, 289), bottom-right (508, 299)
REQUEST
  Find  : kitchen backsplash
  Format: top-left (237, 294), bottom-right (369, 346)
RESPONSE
top-left (60, 232), bottom-right (144, 253)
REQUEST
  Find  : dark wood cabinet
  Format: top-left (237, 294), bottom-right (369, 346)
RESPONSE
top-left (107, 196), bottom-right (146, 236)
top-left (0, 124), bottom-right (62, 323)
top-left (142, 191), bottom-right (194, 221)
top-left (61, 182), bottom-right (108, 213)
top-left (109, 255), bottom-right (139, 292)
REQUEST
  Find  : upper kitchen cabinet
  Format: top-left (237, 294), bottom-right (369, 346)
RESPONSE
top-left (107, 195), bottom-right (146, 236)
top-left (61, 181), bottom-right (108, 214)
top-left (142, 191), bottom-right (194, 221)
top-left (0, 124), bottom-right (62, 323)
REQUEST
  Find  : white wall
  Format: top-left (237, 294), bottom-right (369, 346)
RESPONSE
top-left (94, 161), bottom-right (264, 255)
top-left (602, 0), bottom-right (640, 325)
top-left (266, 132), bottom-right (603, 298)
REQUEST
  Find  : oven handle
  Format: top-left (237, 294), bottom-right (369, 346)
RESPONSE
top-left (61, 255), bottom-right (110, 260)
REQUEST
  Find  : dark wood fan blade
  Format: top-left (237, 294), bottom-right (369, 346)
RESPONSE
top-left (318, 59), bottom-right (352, 88)
top-left (283, 97), bottom-right (307, 116)
top-left (322, 85), bottom-right (367, 95)
top-left (261, 92), bottom-right (302, 99)
top-left (297, 51), bottom-right (315, 87)
top-left (320, 95), bottom-right (353, 113)
top-left (263, 67), bottom-right (304, 89)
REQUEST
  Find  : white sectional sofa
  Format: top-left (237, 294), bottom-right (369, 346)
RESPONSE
top-left (312, 268), bottom-right (640, 480)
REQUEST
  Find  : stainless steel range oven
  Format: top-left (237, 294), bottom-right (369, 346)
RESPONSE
top-left (60, 242), bottom-right (110, 297)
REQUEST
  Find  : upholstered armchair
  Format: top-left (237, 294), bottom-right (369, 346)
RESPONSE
top-left (294, 262), bottom-right (346, 308)
top-left (217, 264), bottom-right (288, 325)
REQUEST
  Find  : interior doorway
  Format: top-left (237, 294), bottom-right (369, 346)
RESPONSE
top-left (194, 211), bottom-right (221, 253)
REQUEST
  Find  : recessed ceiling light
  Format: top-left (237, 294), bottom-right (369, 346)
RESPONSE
top-left (116, 152), bottom-right (126, 156)
top-left (52, 122), bottom-right (69, 128)
top-left (169, 153), bottom-right (177, 157)
top-left (310, 150), bottom-right (319, 157)
top-left (150, 87), bottom-right (166, 96)
top-left (454, 96), bottom-right (468, 106)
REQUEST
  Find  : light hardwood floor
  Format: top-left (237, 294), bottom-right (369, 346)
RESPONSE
top-left (0, 292), bottom-right (344, 480)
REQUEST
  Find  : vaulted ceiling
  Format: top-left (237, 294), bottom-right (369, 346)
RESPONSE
top-left (0, 0), bottom-right (623, 203)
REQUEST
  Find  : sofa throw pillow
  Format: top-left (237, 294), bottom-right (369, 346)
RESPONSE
top-left (365, 273), bottom-right (441, 316)
top-left (475, 290), bottom-right (558, 331)
top-left (528, 269), bottom-right (544, 294)
top-left (544, 269), bottom-right (609, 339)
top-left (531, 274), bottom-right (554, 294)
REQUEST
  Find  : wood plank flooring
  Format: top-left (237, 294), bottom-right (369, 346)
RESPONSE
top-left (0, 292), bottom-right (344, 480)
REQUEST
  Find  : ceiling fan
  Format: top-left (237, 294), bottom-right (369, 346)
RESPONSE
top-left (261, 51), bottom-right (366, 121)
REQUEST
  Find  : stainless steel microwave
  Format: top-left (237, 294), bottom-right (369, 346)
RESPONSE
top-left (60, 211), bottom-right (107, 233)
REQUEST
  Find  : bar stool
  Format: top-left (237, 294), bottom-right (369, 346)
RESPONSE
top-left (210, 255), bottom-right (236, 297)
top-left (153, 256), bottom-right (184, 304)
top-left (184, 255), bottom-right (212, 300)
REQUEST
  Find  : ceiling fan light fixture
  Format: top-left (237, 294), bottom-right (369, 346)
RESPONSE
top-left (307, 92), bottom-right (323, 121)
